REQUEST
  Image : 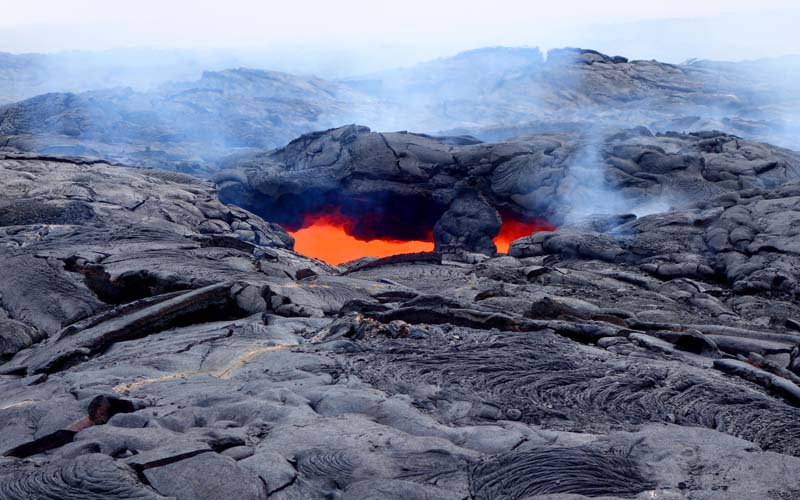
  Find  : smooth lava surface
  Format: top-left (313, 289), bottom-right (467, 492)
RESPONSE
top-left (287, 214), bottom-right (434, 265)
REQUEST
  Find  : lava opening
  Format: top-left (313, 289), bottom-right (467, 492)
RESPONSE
top-left (285, 208), bottom-right (435, 265)
top-left (493, 209), bottom-right (556, 253)
top-left (271, 192), bottom-right (554, 264)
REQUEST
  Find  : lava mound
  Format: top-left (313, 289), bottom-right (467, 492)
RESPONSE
top-left (215, 124), bottom-right (800, 263)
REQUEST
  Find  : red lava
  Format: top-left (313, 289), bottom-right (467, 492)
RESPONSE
top-left (493, 215), bottom-right (556, 253)
top-left (286, 207), bottom-right (554, 264)
top-left (286, 211), bottom-right (434, 265)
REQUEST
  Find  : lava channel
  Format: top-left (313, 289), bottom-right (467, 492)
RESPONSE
top-left (286, 210), bottom-right (434, 265)
top-left (493, 211), bottom-right (556, 253)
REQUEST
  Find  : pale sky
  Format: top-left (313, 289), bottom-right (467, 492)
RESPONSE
top-left (1, 0), bottom-right (799, 63)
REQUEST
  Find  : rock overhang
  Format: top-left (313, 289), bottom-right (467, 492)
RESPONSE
top-left (215, 124), bottom-right (800, 263)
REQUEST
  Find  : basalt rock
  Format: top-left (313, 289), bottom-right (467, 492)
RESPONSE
top-left (217, 125), bottom-right (800, 255)
top-left (509, 182), bottom-right (800, 298)
top-left (2, 145), bottom-right (800, 499)
top-left (434, 190), bottom-right (501, 254)
top-left (3, 395), bottom-right (135, 458)
top-left (470, 446), bottom-right (656, 498)
top-left (0, 453), bottom-right (168, 499)
top-left (0, 69), bottom-right (378, 175)
top-left (0, 320), bottom-right (45, 361)
top-left (3, 48), bottom-right (800, 173)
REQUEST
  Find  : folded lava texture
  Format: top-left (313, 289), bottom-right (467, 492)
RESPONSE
top-left (2, 128), bottom-right (800, 500)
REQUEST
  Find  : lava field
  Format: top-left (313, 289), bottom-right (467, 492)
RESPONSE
top-left (1, 45), bottom-right (800, 500)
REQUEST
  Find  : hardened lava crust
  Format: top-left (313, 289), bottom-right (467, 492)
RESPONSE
top-left (1, 127), bottom-right (800, 500)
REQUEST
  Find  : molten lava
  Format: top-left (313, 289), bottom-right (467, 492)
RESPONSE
top-left (286, 210), bottom-right (434, 265)
top-left (286, 206), bottom-right (553, 264)
top-left (493, 213), bottom-right (555, 253)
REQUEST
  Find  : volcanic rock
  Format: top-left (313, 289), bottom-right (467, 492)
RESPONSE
top-left (0, 69), bottom-right (379, 174)
top-left (434, 189), bottom-right (501, 254)
top-left (1, 140), bottom-right (800, 499)
top-left (218, 124), bottom-right (800, 255)
top-left (3, 47), bottom-right (800, 173)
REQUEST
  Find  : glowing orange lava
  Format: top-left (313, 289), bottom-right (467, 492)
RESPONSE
top-left (287, 212), bottom-right (434, 265)
top-left (493, 216), bottom-right (555, 253)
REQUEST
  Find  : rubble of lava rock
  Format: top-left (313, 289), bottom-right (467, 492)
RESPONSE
top-left (1, 122), bottom-right (800, 500)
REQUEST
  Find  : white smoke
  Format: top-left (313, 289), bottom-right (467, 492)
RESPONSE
top-left (560, 133), bottom-right (676, 225)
